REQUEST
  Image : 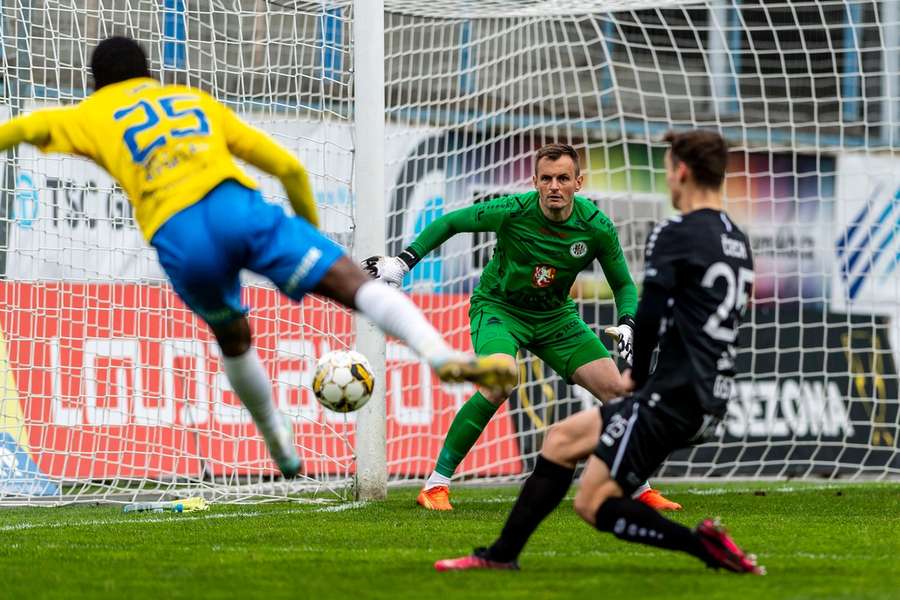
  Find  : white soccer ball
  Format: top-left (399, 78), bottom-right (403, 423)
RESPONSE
top-left (312, 350), bottom-right (375, 413)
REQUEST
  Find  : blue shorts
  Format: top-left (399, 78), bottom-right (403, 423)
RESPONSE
top-left (151, 180), bottom-right (344, 326)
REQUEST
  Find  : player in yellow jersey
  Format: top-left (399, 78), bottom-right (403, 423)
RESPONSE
top-left (0, 36), bottom-right (516, 477)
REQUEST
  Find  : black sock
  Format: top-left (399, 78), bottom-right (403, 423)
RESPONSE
top-left (486, 455), bottom-right (575, 562)
top-left (594, 496), bottom-right (707, 562)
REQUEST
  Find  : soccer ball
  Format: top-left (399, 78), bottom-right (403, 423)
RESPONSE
top-left (312, 350), bottom-right (375, 413)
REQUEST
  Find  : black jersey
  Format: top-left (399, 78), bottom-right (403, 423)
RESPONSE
top-left (641, 209), bottom-right (754, 416)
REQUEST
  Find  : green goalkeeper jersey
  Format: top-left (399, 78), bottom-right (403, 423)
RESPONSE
top-left (406, 191), bottom-right (637, 317)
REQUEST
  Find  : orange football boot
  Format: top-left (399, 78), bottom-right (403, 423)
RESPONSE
top-left (636, 488), bottom-right (683, 511)
top-left (417, 485), bottom-right (453, 511)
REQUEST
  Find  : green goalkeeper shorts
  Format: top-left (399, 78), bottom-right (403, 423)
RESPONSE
top-left (468, 299), bottom-right (610, 383)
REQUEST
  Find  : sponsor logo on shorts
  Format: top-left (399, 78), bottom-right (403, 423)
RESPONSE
top-left (555, 318), bottom-right (587, 341)
top-left (531, 264), bottom-right (557, 288)
top-left (486, 316), bottom-right (503, 326)
top-left (285, 247), bottom-right (324, 293)
top-left (600, 412), bottom-right (629, 447)
top-left (569, 241), bottom-right (588, 258)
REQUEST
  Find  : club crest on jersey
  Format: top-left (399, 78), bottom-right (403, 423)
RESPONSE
top-left (569, 241), bottom-right (588, 258)
top-left (532, 264), bottom-right (557, 287)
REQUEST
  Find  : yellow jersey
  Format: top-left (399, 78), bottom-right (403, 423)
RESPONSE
top-left (0, 78), bottom-right (318, 240)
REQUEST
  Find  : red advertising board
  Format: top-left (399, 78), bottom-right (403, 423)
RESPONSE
top-left (0, 283), bottom-right (522, 479)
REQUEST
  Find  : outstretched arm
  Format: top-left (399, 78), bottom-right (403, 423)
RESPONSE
top-left (595, 222), bottom-right (638, 363)
top-left (597, 247), bottom-right (638, 322)
top-left (0, 114), bottom-right (47, 151)
top-left (403, 196), bottom-right (515, 268)
top-left (362, 194), bottom-right (517, 286)
top-left (0, 107), bottom-right (88, 154)
top-left (221, 108), bottom-right (318, 227)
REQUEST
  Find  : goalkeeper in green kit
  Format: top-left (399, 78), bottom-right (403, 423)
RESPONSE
top-left (363, 144), bottom-right (681, 512)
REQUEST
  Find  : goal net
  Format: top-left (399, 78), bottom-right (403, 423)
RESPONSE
top-left (0, 0), bottom-right (897, 505)
top-left (379, 0), bottom-right (899, 485)
top-left (0, 1), bottom-right (360, 504)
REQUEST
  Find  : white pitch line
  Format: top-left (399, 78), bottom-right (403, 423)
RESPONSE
top-left (313, 501), bottom-right (368, 513)
top-left (0, 510), bottom-right (257, 532)
top-left (0, 502), bottom-right (368, 533)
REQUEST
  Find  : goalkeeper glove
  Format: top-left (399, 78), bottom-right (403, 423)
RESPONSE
top-left (361, 249), bottom-right (418, 288)
top-left (604, 316), bottom-right (635, 367)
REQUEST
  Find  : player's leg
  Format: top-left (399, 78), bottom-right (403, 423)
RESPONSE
top-left (432, 318), bottom-right (621, 544)
top-left (569, 356), bottom-right (625, 401)
top-left (419, 304), bottom-right (524, 509)
top-left (573, 456), bottom-right (713, 556)
top-left (151, 186), bottom-right (300, 477)
top-left (313, 257), bottom-right (451, 360)
top-left (206, 316), bottom-right (301, 477)
top-left (434, 407), bottom-right (600, 570)
top-left (246, 201), bottom-right (515, 392)
top-left (571, 359), bottom-right (682, 511)
top-left (532, 316), bottom-right (681, 511)
top-left (419, 360), bottom-right (516, 510)
top-left (418, 368), bottom-right (514, 510)
top-left (436, 395), bottom-right (763, 574)
top-left (571, 400), bottom-right (763, 574)
top-left (319, 260), bottom-right (515, 389)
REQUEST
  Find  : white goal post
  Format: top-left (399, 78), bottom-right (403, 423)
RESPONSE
top-left (353, 0), bottom-right (388, 500)
top-left (0, 1), bottom-right (897, 506)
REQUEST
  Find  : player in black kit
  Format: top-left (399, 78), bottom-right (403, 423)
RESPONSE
top-left (434, 130), bottom-right (764, 575)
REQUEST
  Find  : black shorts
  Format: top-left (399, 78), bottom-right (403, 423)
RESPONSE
top-left (593, 386), bottom-right (718, 495)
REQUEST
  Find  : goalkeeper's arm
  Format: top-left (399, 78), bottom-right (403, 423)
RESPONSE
top-left (602, 254), bottom-right (638, 322)
top-left (362, 196), bottom-right (513, 286)
top-left (596, 235), bottom-right (638, 364)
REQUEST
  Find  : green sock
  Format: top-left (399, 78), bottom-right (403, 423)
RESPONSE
top-left (435, 392), bottom-right (500, 478)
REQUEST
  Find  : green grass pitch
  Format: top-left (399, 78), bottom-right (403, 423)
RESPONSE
top-left (1, 482), bottom-right (897, 599)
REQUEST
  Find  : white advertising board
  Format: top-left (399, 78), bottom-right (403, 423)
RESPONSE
top-left (832, 153), bottom-right (900, 358)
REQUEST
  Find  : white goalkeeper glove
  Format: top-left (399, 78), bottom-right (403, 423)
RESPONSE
top-left (361, 251), bottom-right (415, 288)
top-left (604, 317), bottom-right (635, 367)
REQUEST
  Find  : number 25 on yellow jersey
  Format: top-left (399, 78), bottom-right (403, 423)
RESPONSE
top-left (113, 95), bottom-right (209, 163)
